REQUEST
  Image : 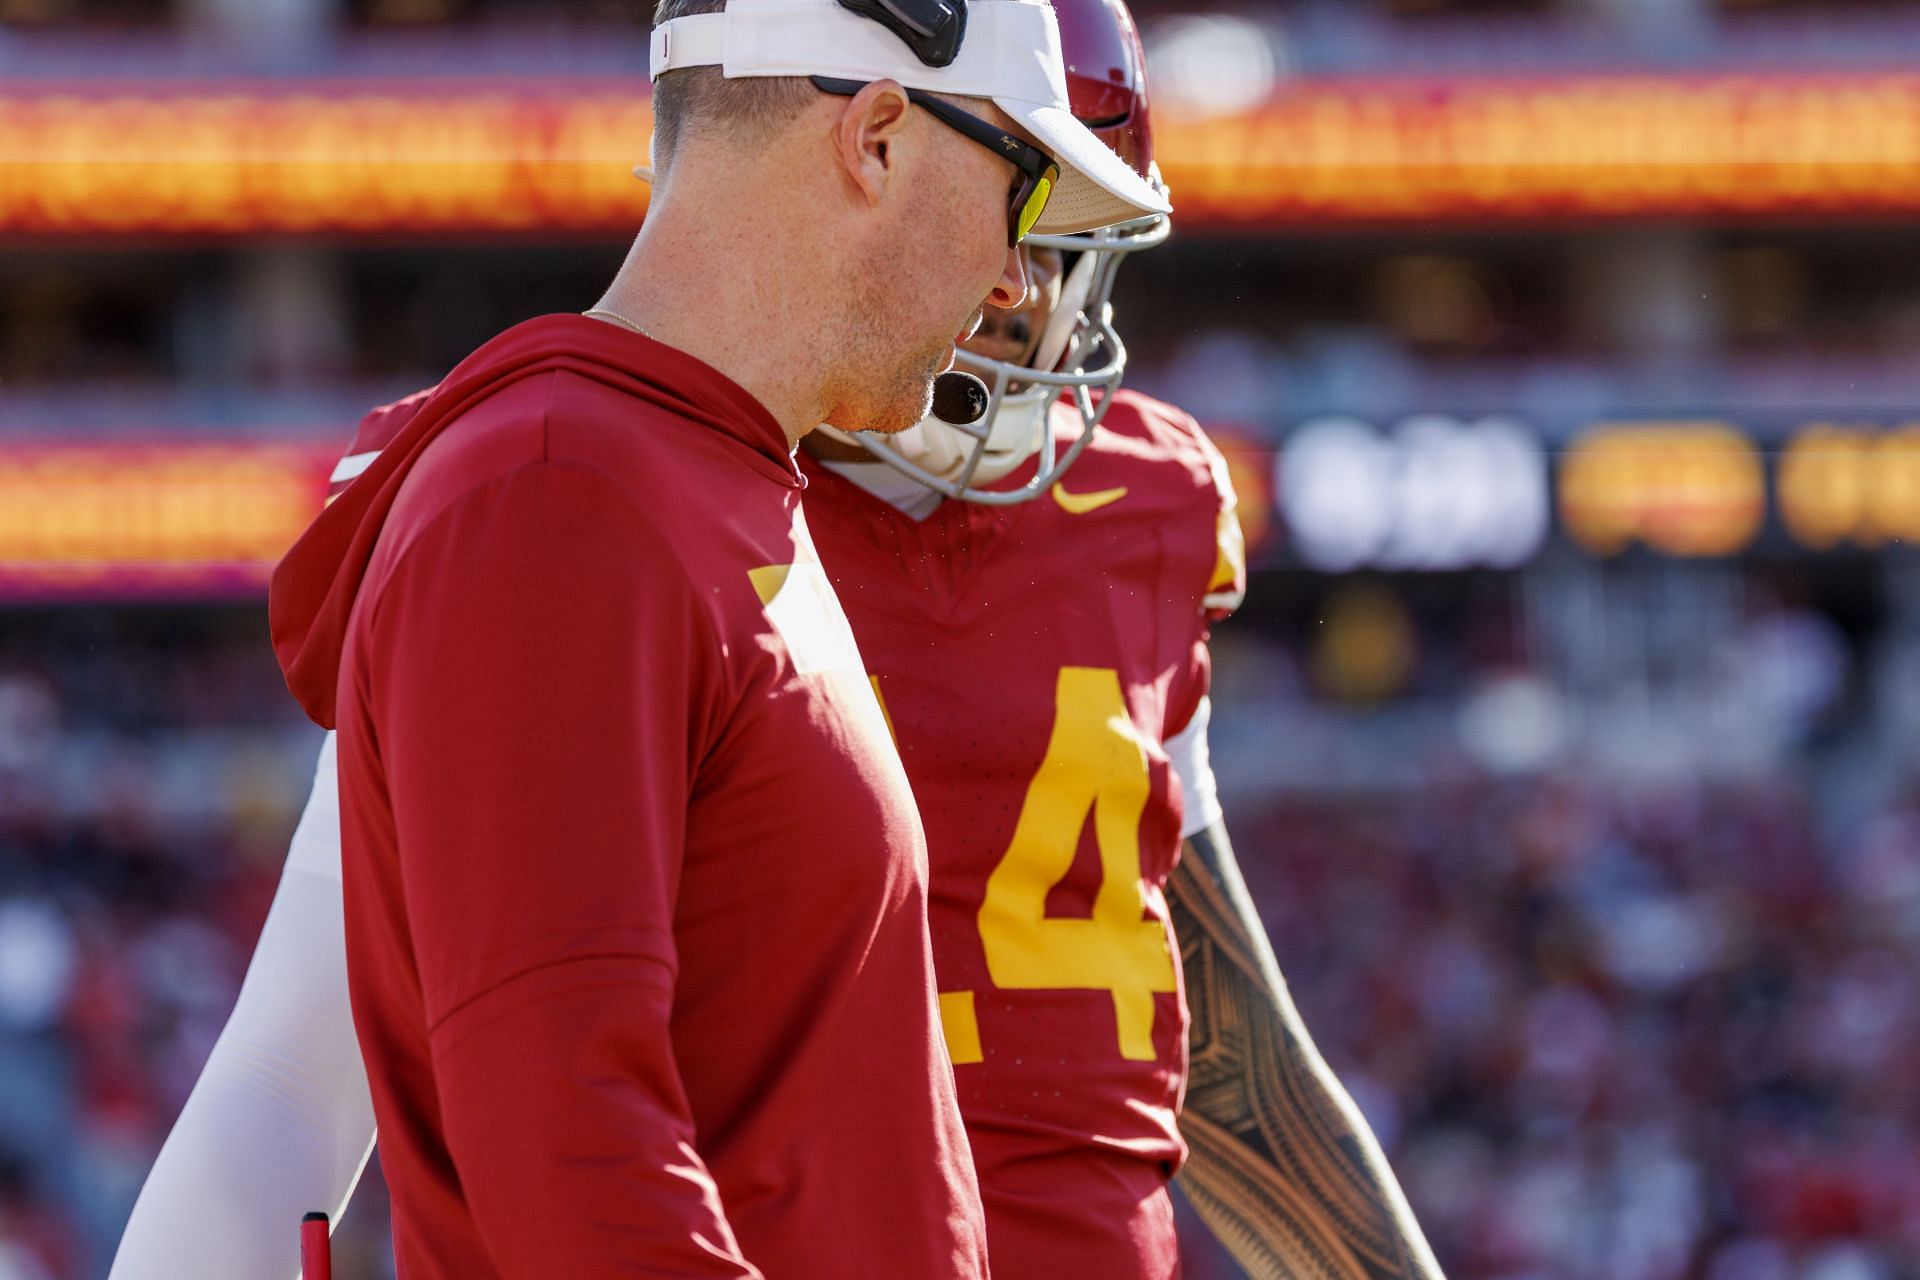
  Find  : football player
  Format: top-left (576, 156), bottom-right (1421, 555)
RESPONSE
top-left (110, 0), bottom-right (1443, 1275)
top-left (790, 4), bottom-right (1442, 1273)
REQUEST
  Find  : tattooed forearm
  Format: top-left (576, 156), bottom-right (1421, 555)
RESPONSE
top-left (1172, 824), bottom-right (1444, 1280)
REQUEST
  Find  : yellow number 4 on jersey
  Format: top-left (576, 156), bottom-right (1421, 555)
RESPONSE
top-left (978, 667), bottom-right (1176, 1061)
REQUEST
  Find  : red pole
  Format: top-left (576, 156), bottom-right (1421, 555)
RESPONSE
top-left (301, 1212), bottom-right (333, 1280)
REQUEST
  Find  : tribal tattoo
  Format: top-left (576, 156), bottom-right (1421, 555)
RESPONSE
top-left (1170, 824), bottom-right (1445, 1280)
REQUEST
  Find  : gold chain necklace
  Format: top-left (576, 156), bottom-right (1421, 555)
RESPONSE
top-left (582, 307), bottom-right (652, 339)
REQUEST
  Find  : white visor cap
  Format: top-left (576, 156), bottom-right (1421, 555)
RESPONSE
top-left (649, 0), bottom-right (1170, 235)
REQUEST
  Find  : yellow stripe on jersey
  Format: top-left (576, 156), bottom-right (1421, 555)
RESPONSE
top-left (1205, 507), bottom-right (1247, 615)
top-left (747, 563), bottom-right (791, 605)
top-left (868, 675), bottom-right (898, 747)
top-left (1199, 430), bottom-right (1248, 617)
top-left (939, 991), bottom-right (983, 1066)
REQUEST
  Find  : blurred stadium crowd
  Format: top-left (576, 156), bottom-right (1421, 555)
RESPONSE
top-left (8, 0), bottom-right (1920, 1276)
top-left (3, 590), bottom-right (1920, 1277)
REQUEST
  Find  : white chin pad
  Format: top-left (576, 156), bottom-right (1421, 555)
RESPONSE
top-left (816, 384), bottom-right (1050, 486)
top-left (894, 389), bottom-right (1051, 484)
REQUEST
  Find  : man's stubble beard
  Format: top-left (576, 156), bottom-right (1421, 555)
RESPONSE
top-left (822, 244), bottom-right (952, 436)
top-left (837, 337), bottom-right (945, 436)
top-left (826, 169), bottom-right (1001, 436)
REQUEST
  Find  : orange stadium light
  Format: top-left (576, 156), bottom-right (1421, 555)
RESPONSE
top-left (1559, 423), bottom-right (1766, 558)
top-left (1778, 423), bottom-right (1920, 549)
top-left (1156, 73), bottom-right (1920, 227)
top-left (0, 443), bottom-right (333, 596)
top-left (5, 73), bottom-right (1920, 234)
top-left (0, 82), bottom-right (654, 235)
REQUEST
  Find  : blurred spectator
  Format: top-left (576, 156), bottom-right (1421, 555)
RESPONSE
top-left (11, 587), bottom-right (1920, 1278)
top-left (0, 612), bottom-right (301, 1276)
top-left (1217, 749), bottom-right (1920, 1279)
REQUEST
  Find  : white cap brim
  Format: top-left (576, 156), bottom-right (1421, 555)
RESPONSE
top-left (1000, 100), bottom-right (1166, 235)
top-left (650, 0), bottom-right (1170, 233)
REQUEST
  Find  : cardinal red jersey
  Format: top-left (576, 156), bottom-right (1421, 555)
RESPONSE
top-left (799, 389), bottom-right (1247, 1280)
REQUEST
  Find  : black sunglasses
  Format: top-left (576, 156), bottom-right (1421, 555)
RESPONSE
top-left (810, 75), bottom-right (1060, 247)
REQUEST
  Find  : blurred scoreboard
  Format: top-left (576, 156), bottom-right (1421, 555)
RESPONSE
top-left (7, 72), bottom-right (1920, 234)
top-left (1165, 72), bottom-right (1920, 228)
top-left (0, 82), bottom-right (656, 235)
top-left (1775, 426), bottom-right (1920, 551)
top-left (0, 421), bottom-right (1914, 598)
top-left (8, 58), bottom-right (1920, 596)
top-left (0, 444), bottom-right (333, 598)
top-left (1221, 417), bottom-right (1918, 571)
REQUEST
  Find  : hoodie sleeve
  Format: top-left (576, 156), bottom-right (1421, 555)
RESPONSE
top-left (362, 459), bottom-right (758, 1278)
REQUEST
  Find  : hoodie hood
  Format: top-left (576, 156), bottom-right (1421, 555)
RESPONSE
top-left (270, 314), bottom-right (798, 728)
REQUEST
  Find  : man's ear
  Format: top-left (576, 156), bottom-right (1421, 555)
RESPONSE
top-left (829, 79), bottom-right (914, 209)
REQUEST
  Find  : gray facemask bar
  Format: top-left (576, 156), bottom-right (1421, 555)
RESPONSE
top-left (846, 207), bottom-right (1172, 505)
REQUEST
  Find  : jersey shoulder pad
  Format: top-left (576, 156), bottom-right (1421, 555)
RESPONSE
top-left (329, 387), bottom-right (436, 498)
top-left (1097, 388), bottom-right (1207, 459)
top-left (1101, 390), bottom-right (1246, 619)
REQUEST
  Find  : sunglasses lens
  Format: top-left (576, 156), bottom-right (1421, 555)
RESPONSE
top-left (1015, 167), bottom-right (1057, 242)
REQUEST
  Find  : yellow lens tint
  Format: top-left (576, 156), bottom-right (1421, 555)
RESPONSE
top-left (1017, 168), bottom-right (1057, 241)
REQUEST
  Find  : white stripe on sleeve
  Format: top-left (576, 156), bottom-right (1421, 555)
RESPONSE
top-left (329, 451), bottom-right (380, 485)
top-left (1165, 696), bottom-right (1223, 840)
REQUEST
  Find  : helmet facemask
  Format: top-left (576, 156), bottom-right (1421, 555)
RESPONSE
top-left (812, 0), bottom-right (1168, 505)
top-left (816, 188), bottom-right (1169, 505)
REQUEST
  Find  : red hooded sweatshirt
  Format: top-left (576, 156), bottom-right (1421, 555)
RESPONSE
top-left (269, 315), bottom-right (989, 1279)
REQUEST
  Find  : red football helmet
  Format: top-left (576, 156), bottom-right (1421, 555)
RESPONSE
top-left (1058, 0), bottom-right (1154, 178)
top-left (824, 0), bottom-right (1171, 504)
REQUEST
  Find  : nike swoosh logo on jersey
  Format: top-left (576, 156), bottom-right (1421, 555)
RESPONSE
top-left (1051, 483), bottom-right (1129, 515)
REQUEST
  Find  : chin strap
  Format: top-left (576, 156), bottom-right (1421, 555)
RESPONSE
top-left (1031, 251), bottom-right (1099, 381)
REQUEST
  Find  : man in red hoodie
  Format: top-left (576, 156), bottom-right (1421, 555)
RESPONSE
top-left (260, 1), bottom-right (1170, 1276)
